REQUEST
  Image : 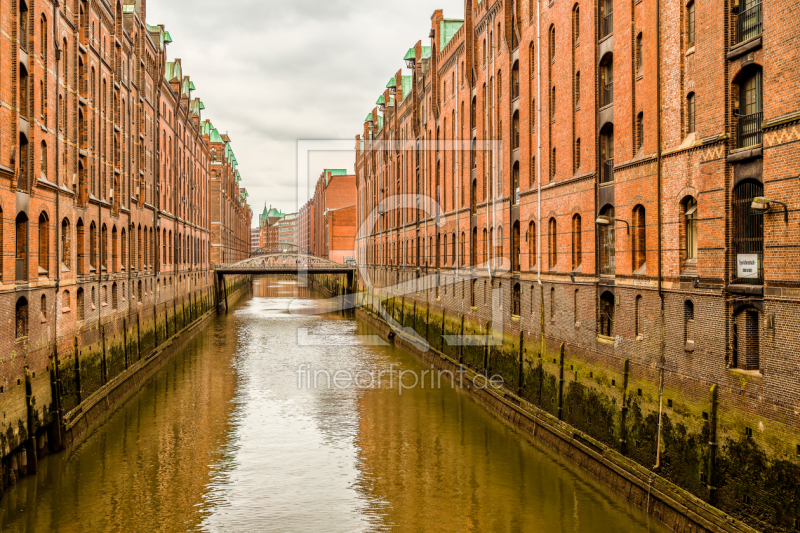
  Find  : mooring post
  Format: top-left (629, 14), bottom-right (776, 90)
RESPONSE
top-left (620, 359), bottom-right (630, 454)
top-left (223, 278), bottom-right (229, 313)
top-left (74, 337), bottom-right (82, 404)
top-left (557, 343), bottom-right (565, 420)
top-left (440, 308), bottom-right (447, 352)
top-left (518, 331), bottom-right (525, 396)
top-left (49, 343), bottom-right (63, 450)
top-left (123, 317), bottom-right (129, 370)
top-left (24, 366), bottom-right (37, 474)
top-left (483, 321), bottom-right (491, 377)
top-left (708, 384), bottom-right (719, 505)
top-left (101, 324), bottom-right (108, 385)
top-left (458, 314), bottom-right (465, 365)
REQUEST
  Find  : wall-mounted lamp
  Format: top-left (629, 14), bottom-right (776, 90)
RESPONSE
top-left (595, 215), bottom-right (630, 234)
top-left (751, 197), bottom-right (788, 223)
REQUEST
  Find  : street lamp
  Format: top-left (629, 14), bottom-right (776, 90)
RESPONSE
top-left (595, 215), bottom-right (630, 234)
top-left (751, 196), bottom-right (788, 223)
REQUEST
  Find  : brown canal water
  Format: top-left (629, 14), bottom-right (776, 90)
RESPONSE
top-left (0, 278), bottom-right (669, 532)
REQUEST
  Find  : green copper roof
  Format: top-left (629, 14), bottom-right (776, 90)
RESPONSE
top-left (403, 47), bottom-right (416, 61)
top-left (401, 76), bottom-right (412, 100)
top-left (164, 31), bottom-right (173, 43)
top-left (440, 19), bottom-right (464, 49)
top-left (165, 60), bottom-right (181, 81)
top-left (376, 94), bottom-right (385, 105)
top-left (326, 169), bottom-right (348, 176)
top-left (209, 127), bottom-right (224, 143)
top-left (365, 112), bottom-right (373, 123)
top-left (386, 76), bottom-right (396, 89)
top-left (421, 46), bottom-right (432, 59)
top-left (181, 78), bottom-right (191, 97)
top-left (189, 81), bottom-right (196, 90)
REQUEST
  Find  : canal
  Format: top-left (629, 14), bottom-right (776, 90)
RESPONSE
top-left (0, 277), bottom-right (668, 532)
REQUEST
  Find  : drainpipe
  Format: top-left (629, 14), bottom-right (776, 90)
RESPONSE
top-left (536, 0), bottom-right (543, 355)
top-left (654, 0), bottom-right (666, 471)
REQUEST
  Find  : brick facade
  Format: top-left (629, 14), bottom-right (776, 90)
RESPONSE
top-left (351, 1), bottom-right (800, 530)
top-left (299, 169), bottom-right (357, 261)
top-left (0, 0), bottom-right (250, 485)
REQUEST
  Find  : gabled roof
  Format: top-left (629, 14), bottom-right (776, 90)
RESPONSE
top-left (403, 47), bottom-right (416, 61)
top-left (376, 94), bottom-right (385, 105)
top-left (386, 76), bottom-right (396, 89)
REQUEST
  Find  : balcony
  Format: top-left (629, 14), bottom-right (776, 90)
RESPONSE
top-left (736, 2), bottom-right (762, 44)
top-left (737, 111), bottom-right (763, 148)
top-left (602, 82), bottom-right (614, 107)
top-left (600, 12), bottom-right (613, 39)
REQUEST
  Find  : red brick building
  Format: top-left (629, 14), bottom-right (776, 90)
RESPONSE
top-left (300, 169), bottom-right (357, 262)
top-left (354, 1), bottom-right (800, 529)
top-left (0, 0), bottom-right (250, 480)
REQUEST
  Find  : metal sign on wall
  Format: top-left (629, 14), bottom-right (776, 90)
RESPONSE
top-left (737, 254), bottom-right (760, 278)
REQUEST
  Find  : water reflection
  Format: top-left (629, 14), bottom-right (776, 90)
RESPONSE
top-left (0, 277), bottom-right (668, 532)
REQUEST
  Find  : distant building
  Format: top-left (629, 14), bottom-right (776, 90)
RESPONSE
top-left (257, 206), bottom-right (298, 250)
top-left (250, 228), bottom-right (260, 253)
top-left (299, 169), bottom-right (357, 263)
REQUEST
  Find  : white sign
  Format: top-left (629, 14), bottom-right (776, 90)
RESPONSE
top-left (737, 254), bottom-right (759, 279)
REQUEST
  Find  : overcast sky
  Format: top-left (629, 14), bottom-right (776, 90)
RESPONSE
top-left (148, 0), bottom-right (465, 225)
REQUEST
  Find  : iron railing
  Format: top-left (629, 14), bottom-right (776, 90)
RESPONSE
top-left (737, 111), bottom-right (763, 148)
top-left (736, 2), bottom-right (762, 44)
top-left (732, 180), bottom-right (764, 285)
top-left (602, 81), bottom-right (614, 107)
top-left (603, 158), bottom-right (614, 183)
top-left (601, 12), bottom-right (613, 39)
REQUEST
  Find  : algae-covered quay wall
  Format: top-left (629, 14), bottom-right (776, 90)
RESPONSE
top-left (0, 274), bottom-right (249, 497)
top-left (310, 272), bottom-right (798, 533)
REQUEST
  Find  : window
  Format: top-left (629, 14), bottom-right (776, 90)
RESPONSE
top-left (548, 217), bottom-right (557, 269)
top-left (737, 68), bottom-right (762, 148)
top-left (16, 212), bottom-right (28, 281)
top-left (512, 61), bottom-right (520, 99)
top-left (573, 6), bottom-right (580, 45)
top-left (599, 205), bottom-right (616, 275)
top-left (736, 0), bottom-right (763, 43)
top-left (77, 218), bottom-right (85, 275)
top-left (600, 0), bottom-right (613, 38)
top-left (574, 290), bottom-right (579, 325)
top-left (733, 308), bottom-right (760, 370)
top-left (599, 291), bottom-right (615, 337)
top-left (112, 282), bottom-right (118, 310)
top-left (512, 162), bottom-right (520, 204)
top-left (684, 197), bottom-right (698, 262)
top-left (571, 214), bottom-right (581, 269)
top-left (62, 289), bottom-right (70, 312)
top-left (513, 112), bottom-right (520, 149)
top-left (40, 141), bottom-right (47, 178)
top-left (38, 212), bottom-right (49, 274)
top-left (512, 283), bottom-right (521, 316)
top-left (528, 221), bottom-right (536, 270)
top-left (16, 297), bottom-right (29, 340)
top-left (574, 138), bottom-right (581, 172)
top-left (636, 33), bottom-right (643, 73)
top-left (600, 54), bottom-right (614, 107)
top-left (632, 205), bottom-right (646, 272)
top-left (636, 113), bottom-right (644, 152)
top-left (550, 86), bottom-right (556, 122)
top-left (61, 218), bottom-right (70, 269)
top-left (574, 72), bottom-right (580, 110)
top-left (687, 2), bottom-right (695, 47)
top-left (684, 300), bottom-right (695, 349)
top-left (549, 27), bottom-right (555, 63)
top-left (550, 148), bottom-right (556, 181)
top-left (600, 125), bottom-right (614, 182)
top-left (512, 221), bottom-right (521, 272)
top-left (550, 287), bottom-right (556, 320)
top-left (77, 287), bottom-right (85, 320)
top-left (687, 93), bottom-right (696, 134)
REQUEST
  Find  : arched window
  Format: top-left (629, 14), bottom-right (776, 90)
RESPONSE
top-left (571, 214), bottom-right (581, 270)
top-left (112, 281), bottom-right (118, 310)
top-left (548, 217), bottom-right (557, 269)
top-left (482, 228), bottom-right (488, 264)
top-left (16, 297), bottom-right (28, 339)
top-left (550, 147), bottom-right (556, 182)
top-left (89, 221), bottom-right (97, 271)
top-left (686, 2), bottom-right (695, 47)
top-left (733, 308), bottom-right (760, 370)
top-left (636, 33), bottom-right (643, 73)
top-left (683, 197), bottom-right (698, 264)
top-left (512, 221), bottom-right (521, 272)
top-left (62, 289), bottom-right (70, 312)
top-left (528, 221), bottom-right (536, 270)
top-left (101, 223), bottom-right (108, 271)
top-left (40, 141), bottom-right (47, 178)
top-left (512, 283), bottom-right (521, 316)
top-left (112, 226), bottom-right (118, 273)
top-left (636, 113), bottom-right (644, 152)
top-left (599, 291), bottom-right (615, 337)
top-left (632, 205), bottom-right (646, 272)
top-left (460, 232), bottom-right (465, 267)
top-left (574, 138), bottom-right (581, 172)
top-left (471, 227), bottom-right (477, 266)
top-left (549, 26), bottom-right (555, 63)
top-left (687, 93), bottom-right (696, 134)
top-left (600, 124), bottom-right (614, 183)
top-left (599, 205), bottom-right (616, 275)
top-left (573, 5), bottom-right (580, 45)
top-left (77, 287), bottom-right (85, 320)
top-left (16, 212), bottom-right (29, 281)
top-left (600, 54), bottom-right (614, 106)
top-left (737, 67), bottom-right (762, 148)
top-left (61, 218), bottom-right (70, 269)
top-left (512, 162), bottom-right (520, 204)
top-left (512, 61), bottom-right (520, 99)
top-left (550, 287), bottom-right (555, 320)
top-left (512, 111), bottom-right (520, 149)
top-left (77, 218), bottom-right (85, 274)
top-left (38, 211), bottom-right (49, 274)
